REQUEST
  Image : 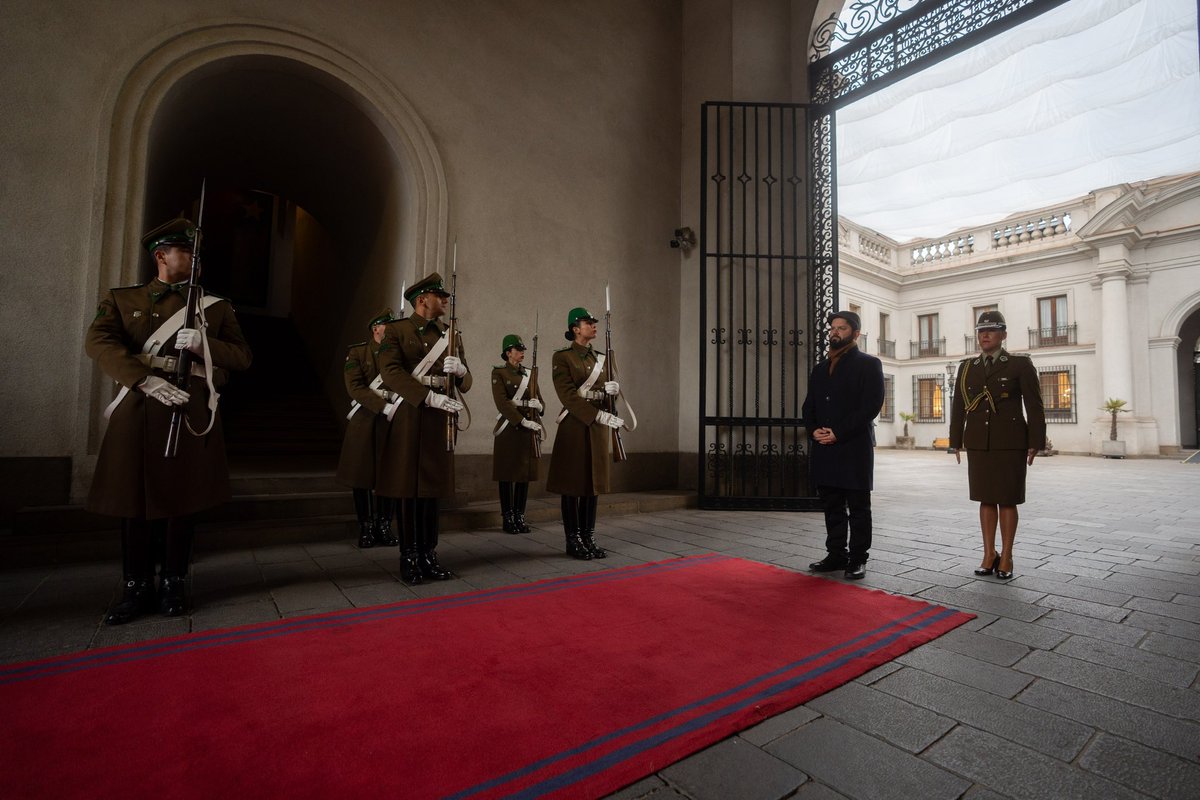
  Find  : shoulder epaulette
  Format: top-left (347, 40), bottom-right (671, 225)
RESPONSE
top-left (347, 341), bottom-right (367, 350)
top-left (555, 344), bottom-right (573, 353)
top-left (110, 283), bottom-right (147, 292)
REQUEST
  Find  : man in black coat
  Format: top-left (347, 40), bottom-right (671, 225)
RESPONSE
top-left (802, 311), bottom-right (885, 579)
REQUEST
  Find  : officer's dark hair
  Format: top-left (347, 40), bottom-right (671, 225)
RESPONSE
top-left (564, 327), bottom-right (576, 341)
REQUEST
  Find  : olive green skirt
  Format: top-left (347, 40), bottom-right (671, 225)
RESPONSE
top-left (966, 449), bottom-right (1028, 505)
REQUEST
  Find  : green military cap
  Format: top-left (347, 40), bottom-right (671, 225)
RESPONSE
top-left (567, 307), bottom-right (599, 328)
top-left (404, 272), bottom-right (450, 305)
top-left (141, 217), bottom-right (196, 253)
top-left (368, 308), bottom-right (396, 328)
top-left (501, 333), bottom-right (526, 355)
top-left (975, 310), bottom-right (1007, 331)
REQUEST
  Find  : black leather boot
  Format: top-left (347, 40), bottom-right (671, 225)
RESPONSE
top-left (579, 495), bottom-right (606, 558)
top-left (159, 576), bottom-right (187, 617)
top-left (416, 498), bottom-right (453, 580)
top-left (105, 579), bottom-right (157, 625)
top-left (499, 482), bottom-right (519, 534)
top-left (397, 499), bottom-right (423, 585)
top-left (159, 517), bottom-right (194, 616)
top-left (373, 494), bottom-right (398, 547)
top-left (353, 488), bottom-right (375, 548)
top-left (105, 519), bottom-right (158, 626)
top-left (512, 482), bottom-right (532, 533)
top-left (562, 496), bottom-right (592, 560)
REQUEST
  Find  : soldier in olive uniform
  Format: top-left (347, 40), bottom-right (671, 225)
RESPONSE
top-left (545, 307), bottom-right (624, 559)
top-left (949, 310), bottom-right (1046, 580)
top-left (336, 309), bottom-right (400, 549)
top-left (491, 334), bottom-right (546, 533)
top-left (86, 217), bottom-right (253, 624)
top-left (377, 272), bottom-right (471, 584)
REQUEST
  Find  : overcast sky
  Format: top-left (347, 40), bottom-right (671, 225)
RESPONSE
top-left (835, 0), bottom-right (1200, 242)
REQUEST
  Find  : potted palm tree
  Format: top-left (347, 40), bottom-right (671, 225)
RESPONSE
top-left (897, 412), bottom-right (916, 449)
top-left (1100, 398), bottom-right (1128, 458)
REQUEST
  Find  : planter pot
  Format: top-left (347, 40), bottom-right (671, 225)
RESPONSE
top-left (1101, 440), bottom-right (1126, 458)
top-left (895, 436), bottom-right (915, 450)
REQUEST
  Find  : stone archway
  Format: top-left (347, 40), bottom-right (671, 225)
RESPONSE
top-left (77, 23), bottom-right (449, 475)
top-left (1163, 296), bottom-right (1200, 449)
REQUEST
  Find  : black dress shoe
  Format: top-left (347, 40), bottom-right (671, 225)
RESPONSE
top-left (974, 551), bottom-right (999, 576)
top-left (809, 555), bottom-right (848, 572)
top-left (373, 518), bottom-right (399, 547)
top-left (844, 562), bottom-right (866, 580)
top-left (995, 557), bottom-right (1014, 580)
top-left (357, 522), bottom-right (376, 549)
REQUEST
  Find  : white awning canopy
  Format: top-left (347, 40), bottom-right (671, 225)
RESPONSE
top-left (835, 0), bottom-right (1200, 242)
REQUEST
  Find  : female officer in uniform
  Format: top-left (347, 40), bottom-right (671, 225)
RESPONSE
top-left (949, 310), bottom-right (1046, 580)
top-left (545, 307), bottom-right (624, 559)
top-left (336, 308), bottom-right (399, 549)
top-left (491, 334), bottom-right (545, 533)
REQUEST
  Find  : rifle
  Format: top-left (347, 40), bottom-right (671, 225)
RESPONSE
top-left (445, 240), bottom-right (459, 452)
top-left (164, 180), bottom-right (206, 458)
top-left (530, 309), bottom-right (543, 459)
top-left (604, 285), bottom-right (628, 463)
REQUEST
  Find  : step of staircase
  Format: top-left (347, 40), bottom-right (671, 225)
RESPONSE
top-left (2, 488), bottom-right (696, 565)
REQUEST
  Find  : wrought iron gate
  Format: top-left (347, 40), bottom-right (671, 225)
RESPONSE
top-left (698, 102), bottom-right (834, 510)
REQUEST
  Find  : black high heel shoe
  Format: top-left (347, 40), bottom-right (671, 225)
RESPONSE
top-left (995, 556), bottom-right (1014, 580)
top-left (974, 551), bottom-right (999, 576)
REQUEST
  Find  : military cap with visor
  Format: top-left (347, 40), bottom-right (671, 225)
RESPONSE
top-left (368, 308), bottom-right (396, 328)
top-left (501, 334), bottom-right (527, 357)
top-left (141, 217), bottom-right (196, 253)
top-left (404, 272), bottom-right (450, 306)
top-left (975, 310), bottom-right (1007, 331)
top-left (566, 307), bottom-right (599, 328)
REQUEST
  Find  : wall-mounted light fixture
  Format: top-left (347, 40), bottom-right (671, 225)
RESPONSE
top-left (670, 227), bottom-right (696, 251)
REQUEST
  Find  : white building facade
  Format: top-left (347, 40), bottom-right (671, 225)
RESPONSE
top-left (838, 172), bottom-right (1200, 456)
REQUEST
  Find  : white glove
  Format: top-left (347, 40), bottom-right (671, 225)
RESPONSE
top-left (139, 375), bottom-right (190, 407)
top-left (596, 410), bottom-right (625, 429)
top-left (525, 397), bottom-right (543, 412)
top-left (175, 328), bottom-right (203, 355)
top-left (604, 380), bottom-right (620, 396)
top-left (520, 418), bottom-right (545, 436)
top-left (442, 356), bottom-right (467, 378)
top-left (427, 391), bottom-right (464, 413)
top-left (383, 400), bottom-right (401, 420)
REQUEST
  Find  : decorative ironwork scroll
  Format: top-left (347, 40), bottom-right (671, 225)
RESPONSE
top-left (699, 102), bottom-right (827, 510)
top-left (810, 0), bottom-right (1071, 107)
top-left (810, 0), bottom-right (921, 62)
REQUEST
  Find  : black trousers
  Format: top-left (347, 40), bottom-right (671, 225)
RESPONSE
top-left (817, 485), bottom-right (871, 562)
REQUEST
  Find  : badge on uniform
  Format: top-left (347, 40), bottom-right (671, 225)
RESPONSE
top-left (132, 310), bottom-right (143, 318)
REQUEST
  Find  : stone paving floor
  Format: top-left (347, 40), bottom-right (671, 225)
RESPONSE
top-left (2, 451), bottom-right (1198, 799)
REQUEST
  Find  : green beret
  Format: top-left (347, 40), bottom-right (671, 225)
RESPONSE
top-left (404, 272), bottom-right (450, 305)
top-left (368, 308), bottom-right (396, 328)
top-left (141, 217), bottom-right (196, 253)
top-left (567, 307), bottom-right (598, 328)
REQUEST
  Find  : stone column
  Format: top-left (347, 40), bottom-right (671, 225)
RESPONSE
top-left (1098, 265), bottom-right (1134, 408)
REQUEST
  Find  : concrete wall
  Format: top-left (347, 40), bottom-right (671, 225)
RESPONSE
top-left (10, 1), bottom-right (835, 505)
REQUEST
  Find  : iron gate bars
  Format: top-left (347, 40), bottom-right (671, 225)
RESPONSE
top-left (699, 102), bottom-right (832, 510)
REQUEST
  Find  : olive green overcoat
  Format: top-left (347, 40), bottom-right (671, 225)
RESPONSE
top-left (376, 313), bottom-right (471, 498)
top-left (336, 341), bottom-right (389, 489)
top-left (491, 363), bottom-right (543, 482)
top-left (545, 343), bottom-right (612, 496)
top-left (85, 279), bottom-right (253, 519)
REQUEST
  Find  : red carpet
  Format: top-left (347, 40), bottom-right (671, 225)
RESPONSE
top-left (0, 555), bottom-right (971, 799)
